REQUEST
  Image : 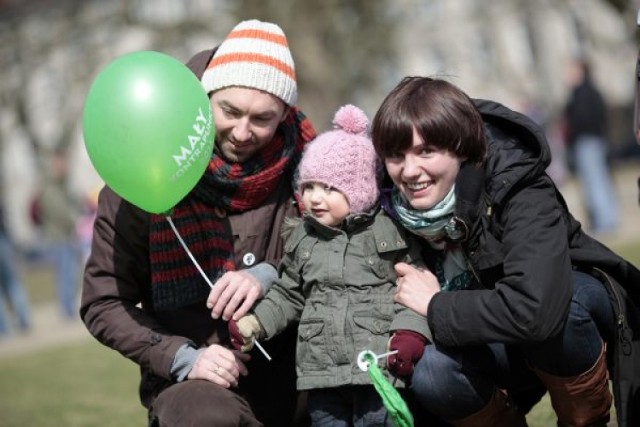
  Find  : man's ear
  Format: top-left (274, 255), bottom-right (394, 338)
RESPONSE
top-left (280, 106), bottom-right (291, 122)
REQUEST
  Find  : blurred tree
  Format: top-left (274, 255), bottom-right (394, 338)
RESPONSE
top-left (0, 0), bottom-right (636, 247)
top-left (233, 0), bottom-right (397, 126)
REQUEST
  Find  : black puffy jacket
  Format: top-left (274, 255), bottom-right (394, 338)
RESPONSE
top-left (425, 99), bottom-right (640, 427)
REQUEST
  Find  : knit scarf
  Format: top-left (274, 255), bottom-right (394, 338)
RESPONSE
top-left (149, 107), bottom-right (315, 311)
top-left (391, 187), bottom-right (474, 292)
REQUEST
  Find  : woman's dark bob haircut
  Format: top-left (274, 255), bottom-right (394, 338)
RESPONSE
top-left (372, 76), bottom-right (486, 165)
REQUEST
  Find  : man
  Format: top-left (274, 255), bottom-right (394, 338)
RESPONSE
top-left (0, 202), bottom-right (31, 336)
top-left (40, 149), bottom-right (82, 320)
top-left (81, 19), bottom-right (316, 427)
top-left (564, 58), bottom-right (618, 233)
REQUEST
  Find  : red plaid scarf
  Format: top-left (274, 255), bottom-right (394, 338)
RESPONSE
top-left (149, 108), bottom-right (315, 310)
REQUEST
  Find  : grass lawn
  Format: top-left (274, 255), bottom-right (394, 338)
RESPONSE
top-left (0, 339), bottom-right (146, 427)
top-left (0, 337), bottom-right (557, 426)
top-left (1, 240), bottom-right (637, 426)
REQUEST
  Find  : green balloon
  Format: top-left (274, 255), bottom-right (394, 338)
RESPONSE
top-left (82, 51), bottom-right (214, 214)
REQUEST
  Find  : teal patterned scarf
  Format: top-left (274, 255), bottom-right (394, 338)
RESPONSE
top-left (391, 187), bottom-right (474, 291)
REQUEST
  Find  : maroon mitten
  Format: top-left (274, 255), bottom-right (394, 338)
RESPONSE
top-left (228, 315), bottom-right (263, 352)
top-left (387, 330), bottom-right (427, 378)
top-left (228, 318), bottom-right (244, 351)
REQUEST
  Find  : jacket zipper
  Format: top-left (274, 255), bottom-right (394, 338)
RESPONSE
top-left (593, 266), bottom-right (632, 356)
top-left (466, 253), bottom-right (482, 285)
top-left (457, 205), bottom-right (486, 286)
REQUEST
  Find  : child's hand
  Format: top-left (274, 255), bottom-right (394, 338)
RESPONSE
top-left (387, 330), bottom-right (427, 378)
top-left (228, 315), bottom-right (264, 352)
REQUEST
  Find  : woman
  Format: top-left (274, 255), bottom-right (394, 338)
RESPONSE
top-left (371, 76), bottom-right (640, 427)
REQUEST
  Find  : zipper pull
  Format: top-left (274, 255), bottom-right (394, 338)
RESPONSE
top-left (617, 314), bottom-right (633, 356)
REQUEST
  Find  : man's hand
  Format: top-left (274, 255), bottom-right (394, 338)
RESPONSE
top-left (228, 315), bottom-right (264, 352)
top-left (187, 344), bottom-right (250, 388)
top-left (387, 330), bottom-right (427, 378)
top-left (207, 270), bottom-right (264, 321)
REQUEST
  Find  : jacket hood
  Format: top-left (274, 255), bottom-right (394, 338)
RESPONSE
top-left (473, 99), bottom-right (552, 204)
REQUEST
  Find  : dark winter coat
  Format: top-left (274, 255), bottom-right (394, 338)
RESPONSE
top-left (424, 99), bottom-right (640, 426)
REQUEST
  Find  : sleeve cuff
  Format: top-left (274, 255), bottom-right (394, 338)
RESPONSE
top-left (245, 262), bottom-right (278, 295)
top-left (170, 343), bottom-right (202, 382)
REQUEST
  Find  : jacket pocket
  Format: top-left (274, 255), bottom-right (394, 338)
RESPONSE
top-left (353, 314), bottom-right (391, 335)
top-left (352, 312), bottom-right (393, 358)
top-left (297, 319), bottom-right (329, 370)
top-left (364, 254), bottom-right (392, 280)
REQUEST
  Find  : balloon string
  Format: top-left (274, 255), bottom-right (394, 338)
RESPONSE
top-left (375, 349), bottom-right (398, 361)
top-left (253, 340), bottom-right (272, 361)
top-left (165, 215), bottom-right (273, 362)
top-left (165, 215), bottom-right (214, 289)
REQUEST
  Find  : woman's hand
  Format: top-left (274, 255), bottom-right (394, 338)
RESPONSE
top-left (394, 262), bottom-right (441, 316)
top-left (187, 344), bottom-right (250, 388)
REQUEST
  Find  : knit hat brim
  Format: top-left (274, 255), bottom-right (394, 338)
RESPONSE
top-left (201, 20), bottom-right (297, 106)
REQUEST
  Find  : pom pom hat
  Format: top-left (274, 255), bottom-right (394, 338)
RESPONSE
top-left (298, 105), bottom-right (379, 214)
top-left (202, 19), bottom-right (297, 106)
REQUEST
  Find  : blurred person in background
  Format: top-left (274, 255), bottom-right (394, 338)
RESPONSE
top-left (75, 185), bottom-right (100, 265)
top-left (0, 201), bottom-right (31, 337)
top-left (81, 19), bottom-right (316, 427)
top-left (39, 149), bottom-right (82, 320)
top-left (563, 57), bottom-right (619, 233)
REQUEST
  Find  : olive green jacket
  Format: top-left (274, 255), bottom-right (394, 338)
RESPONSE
top-left (253, 207), bottom-right (429, 390)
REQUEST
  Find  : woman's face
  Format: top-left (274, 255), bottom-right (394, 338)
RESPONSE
top-left (384, 127), bottom-right (462, 210)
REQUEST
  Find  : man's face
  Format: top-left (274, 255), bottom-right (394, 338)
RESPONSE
top-left (210, 87), bottom-right (288, 163)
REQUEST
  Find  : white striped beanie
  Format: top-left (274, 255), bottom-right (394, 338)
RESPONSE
top-left (202, 19), bottom-right (297, 106)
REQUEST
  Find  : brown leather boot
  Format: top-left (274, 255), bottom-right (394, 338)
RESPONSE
top-left (532, 345), bottom-right (612, 427)
top-left (449, 388), bottom-right (528, 427)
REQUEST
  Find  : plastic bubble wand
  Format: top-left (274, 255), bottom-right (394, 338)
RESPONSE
top-left (166, 215), bottom-right (272, 361)
top-left (357, 349), bottom-right (414, 427)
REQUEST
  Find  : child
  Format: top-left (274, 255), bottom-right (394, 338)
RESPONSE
top-left (229, 105), bottom-right (428, 426)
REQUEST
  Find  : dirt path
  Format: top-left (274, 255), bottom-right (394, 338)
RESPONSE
top-left (560, 160), bottom-right (640, 248)
top-left (0, 302), bottom-right (91, 358)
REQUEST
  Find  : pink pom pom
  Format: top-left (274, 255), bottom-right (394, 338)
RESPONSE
top-left (332, 104), bottom-right (369, 135)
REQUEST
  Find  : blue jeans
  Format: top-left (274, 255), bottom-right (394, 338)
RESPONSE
top-left (0, 233), bottom-right (31, 335)
top-left (410, 270), bottom-right (615, 421)
top-left (50, 240), bottom-right (81, 319)
top-left (307, 386), bottom-right (396, 427)
top-left (573, 135), bottom-right (618, 232)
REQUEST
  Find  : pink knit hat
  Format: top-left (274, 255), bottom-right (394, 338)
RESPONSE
top-left (298, 104), bottom-right (379, 214)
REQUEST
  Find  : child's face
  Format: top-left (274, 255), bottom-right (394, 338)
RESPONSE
top-left (301, 182), bottom-right (350, 227)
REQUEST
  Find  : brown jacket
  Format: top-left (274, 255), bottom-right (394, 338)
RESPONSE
top-left (81, 181), bottom-right (299, 401)
top-left (80, 48), bottom-right (303, 408)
